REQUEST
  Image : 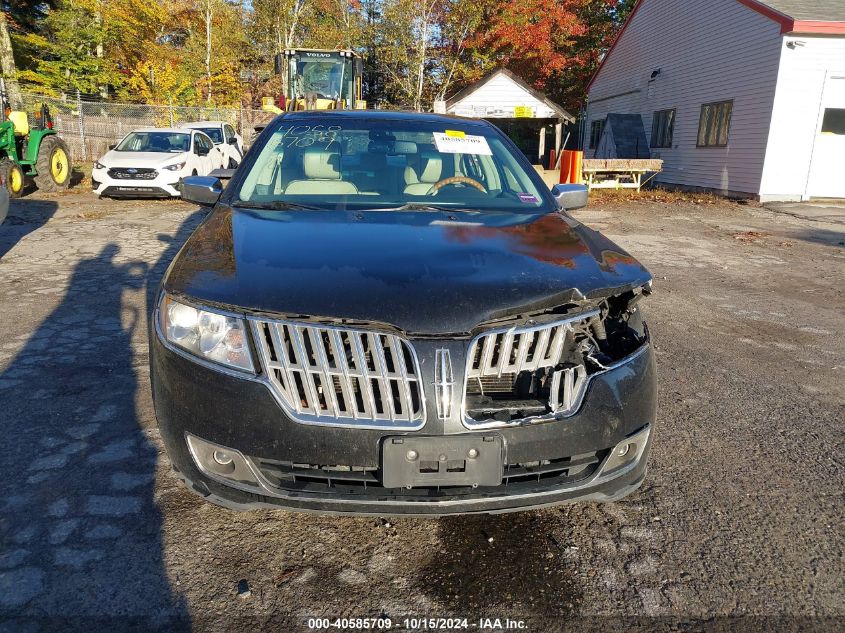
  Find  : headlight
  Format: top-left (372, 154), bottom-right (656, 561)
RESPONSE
top-left (159, 295), bottom-right (254, 372)
top-left (164, 161), bottom-right (186, 172)
top-left (94, 161), bottom-right (106, 169)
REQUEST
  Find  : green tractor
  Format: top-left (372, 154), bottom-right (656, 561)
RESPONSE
top-left (0, 103), bottom-right (71, 197)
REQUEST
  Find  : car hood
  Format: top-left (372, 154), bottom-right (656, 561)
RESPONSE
top-left (100, 151), bottom-right (187, 168)
top-left (164, 206), bottom-right (652, 336)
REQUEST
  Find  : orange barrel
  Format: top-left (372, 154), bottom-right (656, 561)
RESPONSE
top-left (559, 150), bottom-right (573, 183)
top-left (569, 150), bottom-right (584, 184)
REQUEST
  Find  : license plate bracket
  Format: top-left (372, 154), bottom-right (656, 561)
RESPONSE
top-left (381, 435), bottom-right (503, 489)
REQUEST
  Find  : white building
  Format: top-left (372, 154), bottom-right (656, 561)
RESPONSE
top-left (444, 69), bottom-right (574, 165)
top-left (585, 0), bottom-right (845, 201)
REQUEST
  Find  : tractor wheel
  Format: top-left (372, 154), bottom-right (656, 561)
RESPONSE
top-left (34, 135), bottom-right (72, 192)
top-left (0, 159), bottom-right (25, 198)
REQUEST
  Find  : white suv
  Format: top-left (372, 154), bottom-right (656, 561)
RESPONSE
top-left (92, 128), bottom-right (224, 198)
top-left (180, 121), bottom-right (244, 169)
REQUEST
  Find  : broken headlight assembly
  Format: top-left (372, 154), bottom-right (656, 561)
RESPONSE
top-left (582, 281), bottom-right (652, 370)
top-left (158, 295), bottom-right (254, 373)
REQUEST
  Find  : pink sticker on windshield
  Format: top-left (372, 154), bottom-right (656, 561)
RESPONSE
top-left (518, 193), bottom-right (539, 204)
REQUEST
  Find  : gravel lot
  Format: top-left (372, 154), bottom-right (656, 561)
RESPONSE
top-left (0, 190), bottom-right (842, 631)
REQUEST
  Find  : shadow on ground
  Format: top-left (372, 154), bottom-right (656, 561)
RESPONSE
top-left (0, 208), bottom-right (207, 626)
top-left (787, 228), bottom-right (845, 249)
top-left (0, 199), bottom-right (59, 259)
top-left (417, 511), bottom-right (582, 619)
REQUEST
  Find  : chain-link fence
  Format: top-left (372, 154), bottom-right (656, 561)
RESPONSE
top-left (17, 91), bottom-right (276, 164)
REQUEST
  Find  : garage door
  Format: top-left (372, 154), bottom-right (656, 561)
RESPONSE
top-left (807, 74), bottom-right (845, 199)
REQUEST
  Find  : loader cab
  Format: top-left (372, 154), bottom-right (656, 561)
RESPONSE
top-left (276, 49), bottom-right (363, 111)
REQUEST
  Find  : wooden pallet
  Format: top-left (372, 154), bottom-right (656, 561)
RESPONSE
top-left (582, 159), bottom-right (664, 192)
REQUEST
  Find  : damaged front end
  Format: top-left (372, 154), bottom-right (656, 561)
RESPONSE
top-left (462, 282), bottom-right (652, 428)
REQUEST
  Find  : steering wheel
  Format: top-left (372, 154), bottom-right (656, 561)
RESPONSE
top-left (427, 176), bottom-right (487, 196)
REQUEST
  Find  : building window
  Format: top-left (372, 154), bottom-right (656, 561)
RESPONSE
top-left (821, 108), bottom-right (845, 135)
top-left (589, 119), bottom-right (605, 149)
top-left (697, 100), bottom-right (733, 147)
top-left (650, 109), bottom-right (675, 148)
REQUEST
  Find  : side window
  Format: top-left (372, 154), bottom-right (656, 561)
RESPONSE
top-left (225, 125), bottom-right (236, 142)
top-left (195, 134), bottom-right (210, 152)
top-left (589, 119), bottom-right (605, 150)
top-left (697, 100), bottom-right (733, 147)
top-left (193, 134), bottom-right (201, 152)
top-left (460, 153), bottom-right (485, 185)
top-left (650, 109), bottom-right (675, 148)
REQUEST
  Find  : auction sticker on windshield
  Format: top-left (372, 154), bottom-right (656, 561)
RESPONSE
top-left (433, 132), bottom-right (493, 156)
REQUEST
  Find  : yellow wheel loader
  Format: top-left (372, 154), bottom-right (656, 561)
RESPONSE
top-left (264, 49), bottom-right (366, 113)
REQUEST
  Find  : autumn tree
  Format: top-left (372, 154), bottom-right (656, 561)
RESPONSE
top-left (376, 0), bottom-right (478, 110)
top-left (5, 0), bottom-right (634, 112)
top-left (17, 0), bottom-right (166, 96)
top-left (458, 0), bottom-right (633, 112)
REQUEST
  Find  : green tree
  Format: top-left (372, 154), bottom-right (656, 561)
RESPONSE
top-left (17, 0), bottom-right (166, 96)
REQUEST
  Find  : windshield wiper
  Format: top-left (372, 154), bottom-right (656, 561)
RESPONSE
top-left (369, 203), bottom-right (455, 212)
top-left (232, 200), bottom-right (323, 211)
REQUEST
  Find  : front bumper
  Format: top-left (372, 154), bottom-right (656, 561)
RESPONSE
top-left (150, 331), bottom-right (657, 516)
top-left (92, 167), bottom-right (183, 198)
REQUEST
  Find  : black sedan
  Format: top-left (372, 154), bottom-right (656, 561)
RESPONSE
top-left (149, 110), bottom-right (656, 515)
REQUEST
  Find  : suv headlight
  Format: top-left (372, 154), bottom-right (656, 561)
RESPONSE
top-left (158, 295), bottom-right (254, 372)
top-left (164, 161), bottom-right (186, 172)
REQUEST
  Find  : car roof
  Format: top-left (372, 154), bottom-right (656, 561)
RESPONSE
top-left (179, 121), bottom-right (226, 128)
top-left (280, 109), bottom-right (490, 127)
top-left (131, 127), bottom-right (197, 134)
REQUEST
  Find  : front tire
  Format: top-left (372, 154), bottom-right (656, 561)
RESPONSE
top-left (34, 136), bottom-right (72, 192)
top-left (0, 159), bottom-right (25, 198)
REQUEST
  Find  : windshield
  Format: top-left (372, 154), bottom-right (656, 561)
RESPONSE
top-left (235, 118), bottom-right (553, 213)
top-left (116, 132), bottom-right (190, 153)
top-left (196, 127), bottom-right (223, 144)
top-left (292, 59), bottom-right (352, 101)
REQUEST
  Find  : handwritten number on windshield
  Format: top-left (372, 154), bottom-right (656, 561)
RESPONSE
top-left (279, 125), bottom-right (342, 149)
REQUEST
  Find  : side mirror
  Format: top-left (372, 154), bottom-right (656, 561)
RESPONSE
top-left (181, 176), bottom-right (223, 206)
top-left (551, 184), bottom-right (589, 211)
top-left (227, 137), bottom-right (238, 145)
top-left (195, 146), bottom-right (210, 156)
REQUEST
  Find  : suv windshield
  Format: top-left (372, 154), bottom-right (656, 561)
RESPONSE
top-left (235, 117), bottom-right (553, 212)
top-left (116, 132), bottom-right (190, 153)
top-left (196, 127), bottom-right (223, 144)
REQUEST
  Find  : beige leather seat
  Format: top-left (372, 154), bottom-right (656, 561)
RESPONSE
top-left (284, 149), bottom-right (359, 195)
top-left (403, 152), bottom-right (444, 195)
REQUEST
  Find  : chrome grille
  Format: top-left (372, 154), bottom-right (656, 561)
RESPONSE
top-left (251, 319), bottom-right (424, 428)
top-left (463, 311), bottom-right (598, 426)
top-left (548, 364), bottom-right (588, 415)
top-left (466, 311), bottom-right (596, 379)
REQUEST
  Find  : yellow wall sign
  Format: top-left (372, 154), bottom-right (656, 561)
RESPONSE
top-left (513, 105), bottom-right (534, 118)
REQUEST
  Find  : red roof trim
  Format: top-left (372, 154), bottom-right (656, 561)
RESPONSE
top-left (587, 0), bottom-right (845, 96)
top-left (735, 0), bottom-right (793, 30)
top-left (734, 0), bottom-right (845, 34)
top-left (789, 20), bottom-right (845, 35)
